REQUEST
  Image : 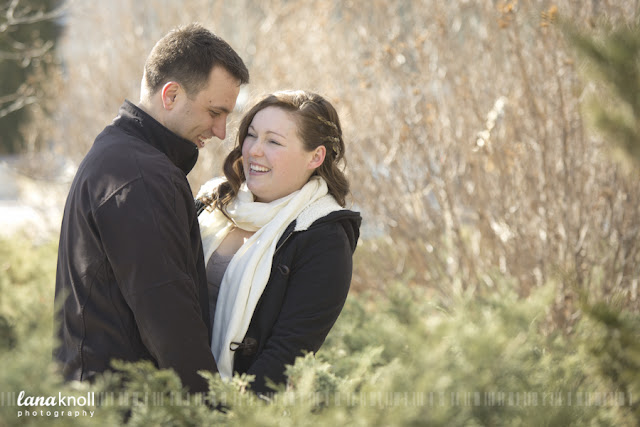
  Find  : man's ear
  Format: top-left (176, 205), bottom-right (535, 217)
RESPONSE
top-left (161, 82), bottom-right (180, 110)
top-left (308, 146), bottom-right (326, 170)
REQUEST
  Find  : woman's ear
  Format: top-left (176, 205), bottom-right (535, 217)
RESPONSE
top-left (161, 82), bottom-right (180, 110)
top-left (308, 146), bottom-right (326, 170)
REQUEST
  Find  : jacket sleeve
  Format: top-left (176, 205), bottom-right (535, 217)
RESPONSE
top-left (94, 174), bottom-right (217, 393)
top-left (246, 224), bottom-right (353, 393)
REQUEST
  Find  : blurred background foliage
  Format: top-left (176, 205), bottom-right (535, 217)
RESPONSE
top-left (0, 0), bottom-right (64, 153)
top-left (1, 0), bottom-right (640, 425)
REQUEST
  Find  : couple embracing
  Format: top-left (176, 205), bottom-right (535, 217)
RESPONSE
top-left (54, 23), bottom-right (361, 395)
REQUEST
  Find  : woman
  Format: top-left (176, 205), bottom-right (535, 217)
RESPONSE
top-left (196, 90), bottom-right (361, 394)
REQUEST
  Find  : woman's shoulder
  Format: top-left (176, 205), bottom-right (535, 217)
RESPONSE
top-left (291, 198), bottom-right (361, 253)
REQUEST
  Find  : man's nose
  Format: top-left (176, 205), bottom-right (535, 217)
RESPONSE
top-left (211, 119), bottom-right (226, 140)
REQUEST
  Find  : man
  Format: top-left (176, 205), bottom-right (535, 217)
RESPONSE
top-left (54, 23), bottom-right (249, 393)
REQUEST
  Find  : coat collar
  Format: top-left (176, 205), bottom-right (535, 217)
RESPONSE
top-left (294, 194), bottom-right (345, 232)
top-left (114, 100), bottom-right (199, 175)
top-left (277, 195), bottom-right (361, 253)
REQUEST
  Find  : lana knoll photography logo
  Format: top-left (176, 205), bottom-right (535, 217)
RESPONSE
top-left (15, 390), bottom-right (96, 419)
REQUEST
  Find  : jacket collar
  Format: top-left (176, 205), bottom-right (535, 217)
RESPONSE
top-left (278, 196), bottom-right (362, 253)
top-left (114, 100), bottom-right (199, 175)
top-left (294, 194), bottom-right (345, 232)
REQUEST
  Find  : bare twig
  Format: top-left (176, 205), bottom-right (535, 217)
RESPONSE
top-left (0, 0), bottom-right (68, 32)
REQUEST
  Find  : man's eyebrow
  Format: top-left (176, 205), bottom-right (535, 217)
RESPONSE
top-left (210, 106), bottom-right (232, 114)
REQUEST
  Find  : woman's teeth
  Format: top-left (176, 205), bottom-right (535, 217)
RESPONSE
top-left (250, 164), bottom-right (270, 172)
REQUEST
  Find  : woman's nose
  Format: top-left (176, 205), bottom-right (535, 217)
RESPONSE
top-left (249, 138), bottom-right (263, 156)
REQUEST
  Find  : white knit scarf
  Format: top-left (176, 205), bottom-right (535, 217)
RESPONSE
top-left (197, 176), bottom-right (329, 379)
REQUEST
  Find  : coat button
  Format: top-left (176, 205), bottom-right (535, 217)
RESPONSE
top-left (241, 336), bottom-right (258, 356)
top-left (229, 336), bottom-right (258, 356)
top-left (277, 264), bottom-right (290, 275)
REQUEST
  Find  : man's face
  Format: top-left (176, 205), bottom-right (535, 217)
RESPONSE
top-left (165, 66), bottom-right (240, 148)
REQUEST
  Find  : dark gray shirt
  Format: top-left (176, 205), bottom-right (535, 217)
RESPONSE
top-left (206, 251), bottom-right (234, 328)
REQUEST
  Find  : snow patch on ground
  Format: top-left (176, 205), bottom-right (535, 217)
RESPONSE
top-left (0, 158), bottom-right (70, 243)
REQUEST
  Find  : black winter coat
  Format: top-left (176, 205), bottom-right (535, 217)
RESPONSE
top-left (54, 101), bottom-right (217, 393)
top-left (229, 208), bottom-right (361, 394)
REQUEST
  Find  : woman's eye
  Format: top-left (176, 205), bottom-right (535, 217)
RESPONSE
top-left (269, 139), bottom-right (281, 145)
top-left (246, 132), bottom-right (256, 138)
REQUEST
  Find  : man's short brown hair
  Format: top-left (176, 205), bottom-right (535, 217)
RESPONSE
top-left (143, 23), bottom-right (249, 96)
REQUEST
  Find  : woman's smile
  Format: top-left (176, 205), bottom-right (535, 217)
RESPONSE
top-left (248, 162), bottom-right (271, 174)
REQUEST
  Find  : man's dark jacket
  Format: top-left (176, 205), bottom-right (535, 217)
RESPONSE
top-left (54, 100), bottom-right (217, 393)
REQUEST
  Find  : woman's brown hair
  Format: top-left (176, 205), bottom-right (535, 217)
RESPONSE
top-left (203, 90), bottom-right (350, 213)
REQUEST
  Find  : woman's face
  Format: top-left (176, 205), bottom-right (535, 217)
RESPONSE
top-left (242, 106), bottom-right (323, 203)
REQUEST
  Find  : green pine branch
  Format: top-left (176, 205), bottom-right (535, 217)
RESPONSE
top-left (564, 19), bottom-right (640, 166)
